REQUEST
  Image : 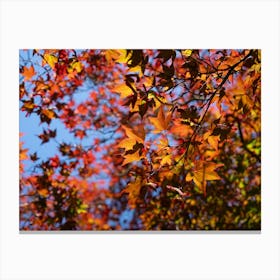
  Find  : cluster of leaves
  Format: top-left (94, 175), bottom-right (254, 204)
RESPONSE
top-left (20, 49), bottom-right (261, 230)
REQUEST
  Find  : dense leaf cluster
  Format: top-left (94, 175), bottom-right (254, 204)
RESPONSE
top-left (20, 49), bottom-right (261, 230)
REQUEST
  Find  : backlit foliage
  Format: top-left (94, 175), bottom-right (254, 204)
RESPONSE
top-left (19, 49), bottom-right (261, 230)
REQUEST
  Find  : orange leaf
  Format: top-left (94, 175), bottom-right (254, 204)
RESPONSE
top-left (38, 189), bottom-right (48, 197)
top-left (160, 154), bottom-right (172, 166)
top-left (208, 135), bottom-right (220, 151)
top-left (149, 105), bottom-right (172, 133)
top-left (186, 162), bottom-right (223, 196)
top-left (22, 65), bottom-right (35, 81)
top-left (105, 50), bottom-right (128, 63)
top-left (76, 104), bottom-right (88, 115)
top-left (117, 138), bottom-right (137, 150)
top-left (41, 109), bottom-right (56, 120)
top-left (122, 150), bottom-right (144, 166)
top-left (122, 125), bottom-right (145, 144)
top-left (121, 177), bottom-right (142, 208)
top-left (111, 83), bottom-right (135, 99)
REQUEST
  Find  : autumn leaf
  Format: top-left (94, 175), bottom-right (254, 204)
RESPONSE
top-left (186, 162), bottom-right (223, 196)
top-left (203, 132), bottom-right (220, 151)
top-left (149, 105), bottom-right (172, 133)
top-left (76, 104), bottom-right (88, 115)
top-left (111, 83), bottom-right (136, 99)
top-left (19, 142), bottom-right (28, 161)
top-left (21, 100), bottom-right (37, 113)
top-left (118, 138), bottom-right (136, 150)
top-left (122, 150), bottom-right (144, 166)
top-left (19, 49), bottom-right (261, 230)
top-left (182, 49), bottom-right (192, 57)
top-left (121, 177), bottom-right (142, 208)
top-left (123, 124), bottom-right (145, 143)
top-left (160, 154), bottom-right (172, 166)
top-left (41, 109), bottom-right (56, 120)
top-left (38, 189), bottom-right (48, 197)
top-left (22, 66), bottom-right (35, 81)
top-left (105, 49), bottom-right (129, 63)
top-left (43, 53), bottom-right (58, 69)
top-left (68, 60), bottom-right (83, 73)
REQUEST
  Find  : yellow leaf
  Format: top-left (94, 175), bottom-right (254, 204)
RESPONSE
top-left (128, 65), bottom-right (143, 77)
top-left (68, 60), bottom-right (83, 73)
top-left (122, 150), bottom-right (144, 166)
top-left (160, 154), bottom-right (172, 166)
top-left (149, 105), bottom-right (172, 133)
top-left (122, 125), bottom-right (145, 144)
top-left (207, 135), bottom-right (220, 151)
top-left (117, 138), bottom-right (137, 150)
top-left (186, 162), bottom-right (223, 196)
top-left (182, 49), bottom-right (192, 57)
top-left (122, 177), bottom-right (142, 208)
top-left (43, 53), bottom-right (58, 69)
top-left (105, 50), bottom-right (130, 63)
top-left (143, 76), bottom-right (154, 88)
top-left (72, 61), bottom-right (83, 73)
top-left (111, 83), bottom-right (135, 99)
top-left (116, 50), bottom-right (129, 63)
top-left (77, 203), bottom-right (88, 214)
top-left (158, 137), bottom-right (169, 149)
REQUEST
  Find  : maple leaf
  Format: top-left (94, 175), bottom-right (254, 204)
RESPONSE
top-left (119, 125), bottom-right (145, 150)
top-left (22, 65), bottom-right (35, 81)
top-left (43, 53), bottom-right (58, 69)
top-left (40, 109), bottom-right (57, 124)
top-left (182, 49), bottom-right (192, 57)
top-left (204, 132), bottom-right (220, 151)
top-left (118, 138), bottom-right (136, 150)
top-left (121, 177), bottom-right (142, 208)
top-left (68, 60), bottom-right (83, 73)
top-left (160, 154), bottom-right (172, 166)
top-left (149, 105), bottom-right (172, 133)
top-left (122, 150), bottom-right (144, 166)
top-left (105, 50), bottom-right (129, 63)
top-left (111, 83), bottom-right (136, 99)
top-left (186, 162), bottom-right (223, 196)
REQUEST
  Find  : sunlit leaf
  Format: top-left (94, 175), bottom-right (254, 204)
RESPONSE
top-left (68, 60), bottom-right (83, 73)
top-left (117, 138), bottom-right (136, 150)
top-left (121, 177), bottom-right (142, 208)
top-left (111, 83), bottom-right (135, 99)
top-left (43, 53), bottom-right (58, 69)
top-left (186, 162), bottom-right (223, 196)
top-left (122, 150), bottom-right (144, 166)
top-left (41, 109), bottom-right (56, 120)
top-left (182, 49), bottom-right (192, 57)
top-left (160, 154), bottom-right (172, 166)
top-left (122, 125), bottom-right (145, 144)
top-left (22, 66), bottom-right (35, 81)
top-left (149, 105), bottom-right (172, 133)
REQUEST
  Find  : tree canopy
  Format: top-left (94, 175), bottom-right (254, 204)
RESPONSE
top-left (19, 49), bottom-right (261, 230)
